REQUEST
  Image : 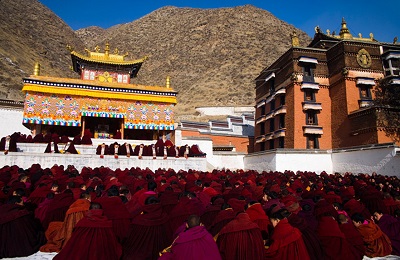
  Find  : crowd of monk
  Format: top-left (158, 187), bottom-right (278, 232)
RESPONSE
top-left (0, 132), bottom-right (206, 158)
top-left (0, 164), bottom-right (400, 259)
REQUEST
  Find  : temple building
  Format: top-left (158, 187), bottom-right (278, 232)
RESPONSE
top-left (21, 43), bottom-right (177, 141)
top-left (254, 19), bottom-right (400, 152)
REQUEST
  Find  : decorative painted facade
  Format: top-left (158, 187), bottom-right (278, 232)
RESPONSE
top-left (22, 43), bottom-right (177, 138)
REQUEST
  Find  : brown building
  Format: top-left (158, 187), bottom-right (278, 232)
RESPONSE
top-left (254, 19), bottom-right (400, 152)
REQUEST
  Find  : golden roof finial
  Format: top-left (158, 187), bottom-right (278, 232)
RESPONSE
top-left (94, 45), bottom-right (100, 52)
top-left (166, 76), bottom-right (170, 88)
top-left (33, 62), bottom-right (40, 76)
top-left (290, 31), bottom-right (299, 47)
top-left (339, 17), bottom-right (352, 39)
top-left (105, 43), bottom-right (110, 58)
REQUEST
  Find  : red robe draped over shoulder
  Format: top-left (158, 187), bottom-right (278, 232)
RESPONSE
top-left (339, 222), bottom-right (366, 259)
top-left (217, 212), bottom-right (265, 260)
top-left (265, 218), bottom-right (310, 260)
top-left (122, 203), bottom-right (172, 260)
top-left (317, 216), bottom-right (357, 260)
top-left (160, 225), bottom-right (221, 260)
top-left (54, 209), bottom-right (122, 260)
top-left (0, 204), bottom-right (45, 258)
top-left (356, 220), bottom-right (392, 257)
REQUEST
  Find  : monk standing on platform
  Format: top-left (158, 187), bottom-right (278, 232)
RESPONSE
top-left (159, 214), bottom-right (221, 260)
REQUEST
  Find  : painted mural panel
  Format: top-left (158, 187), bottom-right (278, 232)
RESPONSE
top-left (22, 92), bottom-right (175, 130)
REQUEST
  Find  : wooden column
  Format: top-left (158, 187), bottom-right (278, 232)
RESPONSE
top-left (81, 117), bottom-right (86, 137)
top-left (120, 120), bottom-right (124, 140)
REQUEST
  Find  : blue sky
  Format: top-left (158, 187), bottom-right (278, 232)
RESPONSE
top-left (39, 0), bottom-right (399, 43)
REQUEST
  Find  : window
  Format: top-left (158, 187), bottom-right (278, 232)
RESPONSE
top-left (307, 135), bottom-right (319, 149)
top-left (306, 111), bottom-right (318, 125)
top-left (269, 79), bottom-right (275, 94)
top-left (280, 95), bottom-right (286, 106)
top-left (260, 122), bottom-right (265, 135)
top-left (270, 100), bottom-right (275, 111)
top-left (260, 142), bottom-right (265, 151)
top-left (279, 114), bottom-right (285, 129)
top-left (359, 86), bottom-right (372, 100)
top-left (303, 65), bottom-right (315, 82)
top-left (269, 118), bottom-right (275, 132)
top-left (260, 105), bottom-right (265, 116)
top-left (269, 139), bottom-right (275, 149)
top-left (278, 137), bottom-right (284, 148)
top-left (304, 90), bottom-right (315, 101)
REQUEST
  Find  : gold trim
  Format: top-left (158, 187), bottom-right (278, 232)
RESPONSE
top-left (71, 50), bottom-right (147, 66)
top-left (22, 85), bottom-right (177, 104)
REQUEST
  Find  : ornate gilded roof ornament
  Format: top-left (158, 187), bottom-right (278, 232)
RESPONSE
top-left (326, 29), bottom-right (331, 36)
top-left (369, 33), bottom-right (374, 40)
top-left (290, 31), bottom-right (299, 47)
top-left (166, 76), bottom-right (170, 88)
top-left (394, 37), bottom-right (398, 44)
top-left (33, 62), bottom-right (40, 76)
top-left (314, 26), bottom-right (322, 34)
top-left (339, 18), bottom-right (352, 39)
top-left (114, 48), bottom-right (119, 55)
top-left (66, 44), bottom-right (74, 52)
top-left (94, 45), bottom-right (100, 52)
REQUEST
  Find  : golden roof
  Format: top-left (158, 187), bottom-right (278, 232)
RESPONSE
top-left (67, 43), bottom-right (147, 66)
top-left (22, 75), bottom-right (177, 104)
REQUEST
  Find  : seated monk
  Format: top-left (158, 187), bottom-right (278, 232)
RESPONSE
top-left (114, 129), bottom-right (122, 139)
top-left (53, 202), bottom-right (122, 260)
top-left (179, 144), bottom-right (191, 158)
top-left (373, 210), bottom-right (400, 256)
top-left (191, 144), bottom-right (206, 157)
top-left (59, 135), bottom-right (71, 144)
top-left (0, 196), bottom-right (46, 258)
top-left (61, 141), bottom-right (78, 154)
top-left (32, 132), bottom-right (44, 143)
top-left (119, 142), bottom-right (134, 157)
top-left (209, 203), bottom-right (236, 237)
top-left (217, 211), bottom-right (265, 260)
top-left (51, 133), bottom-right (60, 143)
top-left (160, 214), bottom-right (221, 260)
top-left (338, 214), bottom-right (366, 259)
top-left (266, 207), bottom-right (310, 260)
top-left (44, 141), bottom-right (60, 153)
top-left (96, 143), bottom-right (109, 158)
top-left (351, 212), bottom-right (392, 257)
top-left (0, 135), bottom-right (17, 154)
top-left (43, 132), bottom-right (52, 143)
top-left (72, 135), bottom-right (81, 145)
top-left (317, 215), bottom-right (357, 260)
top-left (40, 193), bottom-right (91, 252)
top-left (109, 142), bottom-right (120, 159)
top-left (122, 196), bottom-right (172, 260)
top-left (80, 129), bottom-right (93, 145)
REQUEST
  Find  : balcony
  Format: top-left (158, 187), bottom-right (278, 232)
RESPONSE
top-left (358, 99), bottom-right (373, 108)
top-left (255, 135), bottom-right (266, 144)
top-left (302, 125), bottom-right (323, 135)
top-left (273, 129), bottom-right (286, 138)
top-left (256, 115), bottom-right (266, 125)
top-left (302, 102), bottom-right (322, 111)
top-left (274, 105), bottom-right (287, 116)
top-left (301, 82), bottom-right (320, 90)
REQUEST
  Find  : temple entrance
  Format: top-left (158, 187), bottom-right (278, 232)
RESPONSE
top-left (83, 116), bottom-right (123, 139)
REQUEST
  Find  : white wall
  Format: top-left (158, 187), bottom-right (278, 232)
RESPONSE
top-left (332, 146), bottom-right (400, 175)
top-left (0, 108), bottom-right (31, 137)
top-left (244, 146), bottom-right (400, 176)
top-left (195, 106), bottom-right (254, 116)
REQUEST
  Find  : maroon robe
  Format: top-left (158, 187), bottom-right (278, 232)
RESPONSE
top-left (287, 212), bottom-right (324, 260)
top-left (377, 214), bottom-right (400, 256)
top-left (339, 222), bottom-right (366, 259)
top-left (96, 144), bottom-right (109, 155)
top-left (356, 220), bottom-right (392, 257)
top-left (0, 136), bottom-right (17, 152)
top-left (317, 216), bottom-right (358, 260)
top-left (160, 225), bottom-right (221, 260)
top-left (168, 197), bottom-right (206, 236)
top-left (210, 208), bottom-right (235, 236)
top-left (44, 141), bottom-right (60, 153)
top-left (265, 218), bottom-right (310, 260)
top-left (217, 212), bottom-right (265, 260)
top-left (41, 192), bottom-right (75, 231)
top-left (94, 196), bottom-right (132, 242)
top-left (122, 203), bottom-right (172, 260)
top-left (0, 204), bottom-right (45, 258)
top-left (61, 142), bottom-right (78, 154)
top-left (53, 209), bottom-right (122, 260)
top-left (245, 203), bottom-right (269, 238)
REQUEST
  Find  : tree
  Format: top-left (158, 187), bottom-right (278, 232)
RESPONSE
top-left (373, 77), bottom-right (400, 142)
